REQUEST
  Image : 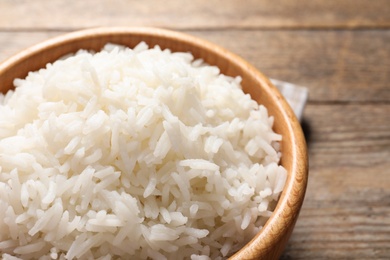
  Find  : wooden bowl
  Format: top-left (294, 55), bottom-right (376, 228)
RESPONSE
top-left (0, 27), bottom-right (308, 259)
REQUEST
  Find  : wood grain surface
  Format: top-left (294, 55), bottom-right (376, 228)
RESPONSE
top-left (0, 0), bottom-right (390, 29)
top-left (0, 1), bottom-right (389, 259)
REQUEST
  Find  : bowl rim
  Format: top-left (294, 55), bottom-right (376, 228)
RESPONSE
top-left (0, 26), bottom-right (308, 259)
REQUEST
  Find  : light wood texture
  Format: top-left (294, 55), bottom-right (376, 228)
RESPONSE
top-left (283, 103), bottom-right (390, 259)
top-left (0, 0), bottom-right (389, 29)
top-left (0, 1), bottom-right (389, 259)
top-left (177, 30), bottom-right (390, 103)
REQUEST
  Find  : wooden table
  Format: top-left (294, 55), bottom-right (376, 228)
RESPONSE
top-left (0, 1), bottom-right (389, 258)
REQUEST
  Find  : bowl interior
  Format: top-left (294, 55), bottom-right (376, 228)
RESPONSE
top-left (0, 27), bottom-right (308, 259)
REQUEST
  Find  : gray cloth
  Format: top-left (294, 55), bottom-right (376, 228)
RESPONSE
top-left (271, 79), bottom-right (308, 121)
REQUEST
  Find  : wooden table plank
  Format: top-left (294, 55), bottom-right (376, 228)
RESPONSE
top-left (192, 30), bottom-right (390, 103)
top-left (282, 103), bottom-right (390, 259)
top-left (303, 103), bottom-right (390, 167)
top-left (0, 0), bottom-right (389, 30)
top-left (1, 30), bottom-right (389, 103)
top-left (284, 169), bottom-right (390, 258)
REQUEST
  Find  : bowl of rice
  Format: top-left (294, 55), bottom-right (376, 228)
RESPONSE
top-left (0, 27), bottom-right (308, 259)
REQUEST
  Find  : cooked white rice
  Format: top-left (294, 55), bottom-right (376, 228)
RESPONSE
top-left (0, 42), bottom-right (287, 259)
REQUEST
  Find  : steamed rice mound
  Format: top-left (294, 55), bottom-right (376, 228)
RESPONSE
top-left (0, 42), bottom-right (287, 259)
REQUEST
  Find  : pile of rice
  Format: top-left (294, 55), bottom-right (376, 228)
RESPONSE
top-left (0, 42), bottom-right (287, 259)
